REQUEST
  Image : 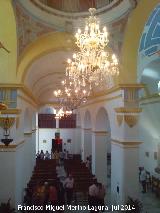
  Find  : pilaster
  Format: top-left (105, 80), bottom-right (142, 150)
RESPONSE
top-left (112, 85), bottom-right (143, 204)
top-left (92, 130), bottom-right (109, 185)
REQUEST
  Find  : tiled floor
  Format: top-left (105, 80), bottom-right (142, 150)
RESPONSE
top-left (140, 190), bottom-right (160, 213)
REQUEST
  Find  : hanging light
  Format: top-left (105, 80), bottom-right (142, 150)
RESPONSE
top-left (55, 108), bottom-right (65, 119)
top-left (54, 76), bottom-right (89, 112)
top-left (66, 8), bottom-right (119, 89)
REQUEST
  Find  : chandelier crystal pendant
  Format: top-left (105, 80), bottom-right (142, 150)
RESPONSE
top-left (66, 7), bottom-right (119, 88)
top-left (54, 76), bottom-right (90, 113)
top-left (75, 8), bottom-right (109, 53)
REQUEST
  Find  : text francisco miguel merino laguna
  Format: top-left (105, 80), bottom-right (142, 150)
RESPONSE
top-left (18, 204), bottom-right (136, 211)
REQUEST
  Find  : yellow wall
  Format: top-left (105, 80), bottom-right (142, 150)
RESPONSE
top-left (120, 0), bottom-right (160, 84)
top-left (17, 32), bottom-right (76, 82)
top-left (0, 0), bottom-right (159, 89)
top-left (0, 0), bottom-right (17, 83)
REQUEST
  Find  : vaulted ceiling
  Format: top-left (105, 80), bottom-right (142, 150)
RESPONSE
top-left (13, 0), bottom-right (137, 105)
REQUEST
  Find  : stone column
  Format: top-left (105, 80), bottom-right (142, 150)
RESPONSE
top-left (74, 126), bottom-right (81, 154)
top-left (56, 118), bottom-right (59, 129)
top-left (111, 85), bottom-right (143, 204)
top-left (81, 128), bottom-right (92, 161)
top-left (92, 131), bottom-right (108, 185)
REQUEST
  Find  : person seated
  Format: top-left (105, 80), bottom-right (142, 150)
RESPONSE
top-left (45, 150), bottom-right (50, 160)
top-left (40, 150), bottom-right (44, 160)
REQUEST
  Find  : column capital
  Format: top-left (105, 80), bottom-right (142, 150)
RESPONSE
top-left (111, 138), bottom-right (143, 148)
top-left (115, 107), bottom-right (142, 114)
top-left (114, 108), bottom-right (142, 128)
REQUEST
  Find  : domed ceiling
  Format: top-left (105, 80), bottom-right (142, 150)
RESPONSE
top-left (13, 0), bottom-right (138, 106)
top-left (38, 0), bottom-right (114, 12)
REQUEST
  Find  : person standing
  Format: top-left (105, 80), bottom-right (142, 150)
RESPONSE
top-left (140, 167), bottom-right (147, 193)
top-left (48, 185), bottom-right (58, 205)
top-left (88, 178), bottom-right (99, 212)
top-left (97, 183), bottom-right (106, 210)
top-left (64, 174), bottom-right (74, 204)
top-left (40, 150), bottom-right (44, 160)
top-left (57, 181), bottom-right (65, 205)
top-left (45, 150), bottom-right (50, 160)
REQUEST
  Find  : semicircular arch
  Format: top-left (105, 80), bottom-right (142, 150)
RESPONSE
top-left (83, 110), bottom-right (92, 129)
top-left (17, 32), bottom-right (76, 83)
top-left (120, 0), bottom-right (160, 84)
top-left (95, 107), bottom-right (110, 132)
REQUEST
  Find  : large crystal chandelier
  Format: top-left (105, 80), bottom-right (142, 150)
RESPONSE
top-left (54, 76), bottom-right (90, 114)
top-left (66, 8), bottom-right (119, 88)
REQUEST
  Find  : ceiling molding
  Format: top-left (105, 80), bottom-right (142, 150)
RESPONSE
top-left (0, 109), bottom-right (22, 115)
top-left (115, 107), bottom-right (142, 113)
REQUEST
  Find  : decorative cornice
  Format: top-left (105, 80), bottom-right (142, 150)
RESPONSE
top-left (0, 83), bottom-right (39, 107)
top-left (88, 84), bottom-right (144, 99)
top-left (24, 132), bottom-right (32, 136)
top-left (140, 93), bottom-right (160, 105)
top-left (0, 83), bottom-right (23, 89)
top-left (140, 93), bottom-right (160, 101)
top-left (0, 109), bottom-right (22, 115)
top-left (118, 84), bottom-right (145, 89)
top-left (111, 139), bottom-right (143, 148)
top-left (0, 140), bottom-right (25, 151)
top-left (92, 131), bottom-right (109, 136)
top-left (80, 94), bottom-right (122, 109)
top-left (18, 94), bottom-right (37, 108)
top-left (115, 107), bottom-right (142, 113)
top-left (30, 0), bottom-right (123, 19)
top-left (83, 128), bottom-right (92, 131)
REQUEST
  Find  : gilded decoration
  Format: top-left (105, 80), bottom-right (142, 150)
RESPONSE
top-left (13, 1), bottom-right (54, 56)
top-left (115, 106), bottom-right (141, 128)
top-left (0, 117), bottom-right (15, 129)
top-left (124, 114), bottom-right (138, 128)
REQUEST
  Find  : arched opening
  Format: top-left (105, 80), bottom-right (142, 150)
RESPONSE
top-left (139, 59), bottom-right (160, 173)
top-left (82, 110), bottom-right (92, 161)
top-left (93, 107), bottom-right (111, 186)
top-left (138, 3), bottom-right (160, 175)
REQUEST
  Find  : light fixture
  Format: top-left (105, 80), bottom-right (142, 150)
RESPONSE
top-left (0, 116), bottom-right (14, 146)
top-left (55, 108), bottom-right (65, 119)
top-left (66, 8), bottom-right (119, 89)
top-left (54, 75), bottom-right (90, 112)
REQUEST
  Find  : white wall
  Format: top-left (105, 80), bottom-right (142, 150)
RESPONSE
top-left (0, 150), bottom-right (15, 206)
top-left (38, 128), bottom-right (78, 154)
top-left (139, 101), bottom-right (160, 176)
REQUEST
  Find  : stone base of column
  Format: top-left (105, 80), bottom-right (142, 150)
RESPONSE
top-left (111, 139), bottom-right (141, 204)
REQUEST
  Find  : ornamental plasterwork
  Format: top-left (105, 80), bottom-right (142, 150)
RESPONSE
top-left (116, 114), bottom-right (139, 128)
top-left (13, 1), bottom-right (54, 57)
top-left (109, 15), bottom-right (129, 60)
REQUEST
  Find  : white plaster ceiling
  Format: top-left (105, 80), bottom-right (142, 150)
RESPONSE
top-left (24, 50), bottom-right (73, 103)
